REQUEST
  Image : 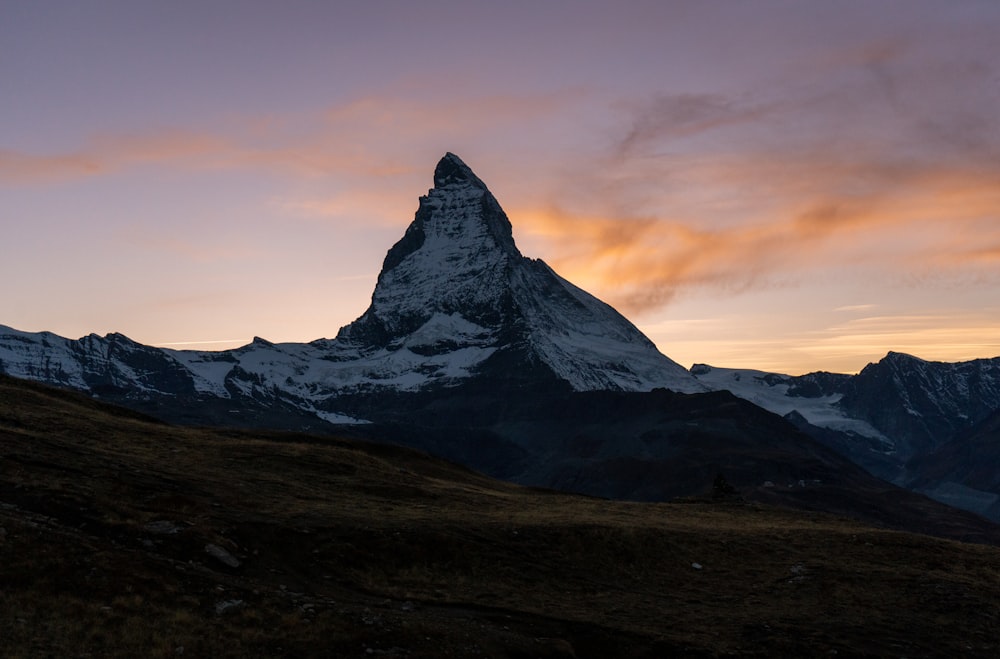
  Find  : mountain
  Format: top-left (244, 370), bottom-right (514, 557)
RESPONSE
top-left (906, 408), bottom-right (1000, 520)
top-left (0, 153), bottom-right (702, 429)
top-left (335, 384), bottom-right (1000, 544)
top-left (840, 351), bottom-right (1000, 456)
top-left (3, 152), bottom-right (998, 534)
top-left (335, 153), bottom-right (701, 393)
top-left (691, 352), bottom-right (1000, 519)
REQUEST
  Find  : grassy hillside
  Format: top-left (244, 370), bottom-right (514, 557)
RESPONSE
top-left (2, 375), bottom-right (999, 657)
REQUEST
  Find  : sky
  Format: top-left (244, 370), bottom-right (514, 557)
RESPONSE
top-left (2, 1), bottom-right (999, 375)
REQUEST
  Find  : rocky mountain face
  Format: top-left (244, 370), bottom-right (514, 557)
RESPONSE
top-left (691, 352), bottom-right (1000, 520)
top-left (906, 408), bottom-right (1000, 521)
top-left (334, 152), bottom-right (702, 393)
top-left (0, 327), bottom-right (197, 398)
top-left (840, 352), bottom-right (1000, 456)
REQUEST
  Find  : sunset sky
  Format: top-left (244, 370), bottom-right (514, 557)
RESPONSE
top-left (3, 1), bottom-right (999, 375)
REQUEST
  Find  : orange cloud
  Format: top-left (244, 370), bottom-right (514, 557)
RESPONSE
top-left (0, 87), bottom-right (584, 187)
top-left (640, 310), bottom-right (1000, 375)
top-left (93, 131), bottom-right (230, 163)
top-left (518, 207), bottom-right (791, 312)
top-left (806, 313), bottom-right (1000, 368)
top-left (513, 151), bottom-right (1000, 317)
top-left (515, 53), bottom-right (1000, 316)
top-left (0, 149), bottom-right (104, 183)
top-left (0, 131), bottom-right (240, 184)
top-left (276, 187), bottom-right (418, 228)
top-left (0, 128), bottom-right (419, 186)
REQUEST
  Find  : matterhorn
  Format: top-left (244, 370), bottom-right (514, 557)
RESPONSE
top-left (0, 153), bottom-right (702, 427)
top-left (332, 152), bottom-right (702, 393)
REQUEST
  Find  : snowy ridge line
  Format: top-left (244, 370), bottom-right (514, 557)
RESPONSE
top-left (1, 153), bottom-right (712, 422)
top-left (690, 363), bottom-right (888, 442)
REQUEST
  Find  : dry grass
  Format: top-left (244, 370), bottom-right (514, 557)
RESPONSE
top-left (2, 375), bottom-right (1000, 657)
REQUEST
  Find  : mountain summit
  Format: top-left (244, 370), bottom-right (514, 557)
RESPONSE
top-left (337, 152), bottom-right (521, 346)
top-left (336, 152), bottom-right (703, 392)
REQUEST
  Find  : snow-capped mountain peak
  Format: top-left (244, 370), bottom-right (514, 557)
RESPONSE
top-left (339, 153), bottom-right (520, 348)
top-left (433, 151), bottom-right (489, 190)
top-left (334, 152), bottom-right (703, 393)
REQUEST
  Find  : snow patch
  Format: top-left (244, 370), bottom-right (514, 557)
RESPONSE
top-left (692, 365), bottom-right (889, 443)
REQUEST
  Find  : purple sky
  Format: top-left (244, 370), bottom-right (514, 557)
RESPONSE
top-left (3, 1), bottom-right (999, 374)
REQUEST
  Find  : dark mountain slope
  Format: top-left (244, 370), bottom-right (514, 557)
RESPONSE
top-left (906, 408), bottom-right (1000, 521)
top-left (3, 374), bottom-right (1000, 657)
top-left (332, 384), bottom-right (1000, 545)
top-left (840, 351), bottom-right (1000, 457)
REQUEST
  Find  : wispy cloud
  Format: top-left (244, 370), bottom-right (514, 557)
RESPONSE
top-left (0, 150), bottom-right (103, 183)
top-left (806, 313), bottom-right (1000, 365)
top-left (0, 128), bottom-right (413, 184)
top-left (642, 309), bottom-right (1000, 375)
top-left (511, 31), bottom-right (1000, 316)
top-left (515, 157), bottom-right (1000, 316)
top-left (835, 304), bottom-right (877, 313)
top-left (0, 86), bottom-right (585, 187)
top-left (275, 188), bottom-right (418, 227)
top-left (616, 93), bottom-right (780, 158)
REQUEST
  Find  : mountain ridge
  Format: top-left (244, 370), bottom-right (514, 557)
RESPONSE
top-left (0, 153), bottom-right (703, 418)
top-left (691, 351), bottom-right (1000, 519)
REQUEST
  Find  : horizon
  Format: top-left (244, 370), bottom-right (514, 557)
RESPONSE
top-left (3, 2), bottom-right (999, 375)
top-left (1, 323), bottom-right (988, 379)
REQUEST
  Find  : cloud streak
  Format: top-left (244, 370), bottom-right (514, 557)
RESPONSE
top-left (616, 93), bottom-right (780, 158)
top-left (511, 31), bottom-right (1000, 316)
top-left (0, 86), bottom-right (586, 186)
top-left (0, 150), bottom-right (103, 183)
top-left (517, 155), bottom-right (1000, 316)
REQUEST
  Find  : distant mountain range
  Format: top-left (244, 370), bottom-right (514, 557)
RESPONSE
top-left (691, 353), bottom-right (1000, 520)
top-left (2, 153), bottom-right (998, 528)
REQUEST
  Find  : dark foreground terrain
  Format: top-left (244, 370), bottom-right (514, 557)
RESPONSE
top-left (3, 375), bottom-right (1000, 657)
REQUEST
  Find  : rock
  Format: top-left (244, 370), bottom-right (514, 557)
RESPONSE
top-left (143, 520), bottom-right (182, 535)
top-left (692, 562), bottom-right (703, 570)
top-left (788, 563), bottom-right (809, 583)
top-left (204, 543), bottom-right (241, 568)
top-left (214, 599), bottom-right (245, 615)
